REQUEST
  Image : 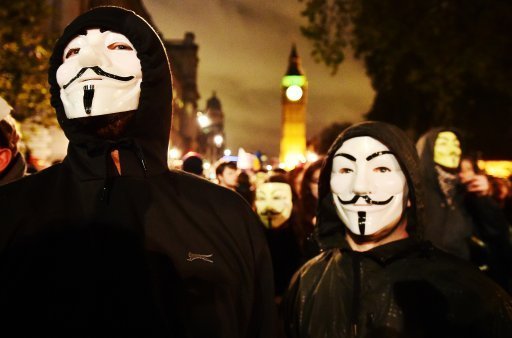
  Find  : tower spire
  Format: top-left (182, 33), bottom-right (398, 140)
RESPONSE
top-left (286, 43), bottom-right (304, 76)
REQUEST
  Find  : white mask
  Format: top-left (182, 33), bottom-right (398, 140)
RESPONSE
top-left (56, 29), bottom-right (142, 119)
top-left (331, 136), bottom-right (407, 236)
top-left (255, 182), bottom-right (293, 229)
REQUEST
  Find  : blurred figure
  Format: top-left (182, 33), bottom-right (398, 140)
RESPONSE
top-left (236, 170), bottom-right (255, 207)
top-left (287, 164), bottom-right (305, 201)
top-left (215, 160), bottom-right (238, 190)
top-left (0, 96), bottom-right (26, 185)
top-left (491, 176), bottom-right (512, 224)
top-left (416, 128), bottom-right (481, 259)
top-left (181, 151), bottom-right (204, 177)
top-left (255, 174), bottom-right (302, 301)
top-left (297, 158), bottom-right (324, 259)
top-left (458, 155), bottom-right (512, 292)
top-left (417, 129), bottom-right (512, 292)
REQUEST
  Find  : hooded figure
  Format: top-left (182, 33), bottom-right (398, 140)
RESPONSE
top-left (0, 7), bottom-right (274, 337)
top-left (283, 121), bottom-right (512, 338)
top-left (417, 127), bottom-right (512, 291)
top-left (416, 127), bottom-right (474, 259)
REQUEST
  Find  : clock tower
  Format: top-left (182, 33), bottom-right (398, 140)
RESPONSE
top-left (279, 44), bottom-right (307, 168)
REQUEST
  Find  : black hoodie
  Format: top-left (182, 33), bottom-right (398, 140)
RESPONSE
top-left (283, 121), bottom-right (512, 338)
top-left (0, 7), bottom-right (275, 337)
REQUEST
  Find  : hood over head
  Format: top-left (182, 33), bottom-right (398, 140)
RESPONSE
top-left (315, 121), bottom-right (425, 250)
top-left (416, 127), bottom-right (464, 187)
top-left (48, 6), bottom-right (172, 177)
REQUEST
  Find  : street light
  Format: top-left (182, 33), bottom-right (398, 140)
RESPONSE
top-left (213, 134), bottom-right (223, 147)
top-left (197, 112), bottom-right (211, 128)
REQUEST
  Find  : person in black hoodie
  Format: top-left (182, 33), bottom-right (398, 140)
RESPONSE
top-left (417, 128), bottom-right (512, 292)
top-left (0, 7), bottom-right (275, 337)
top-left (284, 121), bottom-right (512, 338)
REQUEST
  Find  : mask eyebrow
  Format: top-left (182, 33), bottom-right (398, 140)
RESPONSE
top-left (366, 150), bottom-right (393, 161)
top-left (334, 153), bottom-right (356, 162)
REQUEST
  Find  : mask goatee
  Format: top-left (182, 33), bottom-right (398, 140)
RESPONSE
top-left (358, 211), bottom-right (366, 235)
top-left (83, 84), bottom-right (95, 114)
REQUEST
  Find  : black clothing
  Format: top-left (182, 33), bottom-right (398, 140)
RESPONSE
top-left (0, 7), bottom-right (275, 337)
top-left (265, 220), bottom-right (303, 297)
top-left (285, 238), bottom-right (512, 338)
top-left (284, 121), bottom-right (512, 337)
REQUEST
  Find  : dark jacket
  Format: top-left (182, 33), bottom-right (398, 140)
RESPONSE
top-left (284, 121), bottom-right (512, 338)
top-left (0, 7), bottom-right (275, 338)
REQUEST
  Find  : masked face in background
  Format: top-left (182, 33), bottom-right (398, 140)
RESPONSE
top-left (433, 131), bottom-right (461, 169)
top-left (56, 29), bottom-right (142, 119)
top-left (255, 182), bottom-right (293, 229)
top-left (331, 136), bottom-right (408, 236)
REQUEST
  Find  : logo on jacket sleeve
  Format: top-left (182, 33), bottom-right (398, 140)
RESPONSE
top-left (187, 252), bottom-right (214, 263)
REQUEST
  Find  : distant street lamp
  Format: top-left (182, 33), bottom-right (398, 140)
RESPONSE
top-left (197, 112), bottom-right (211, 128)
top-left (168, 147), bottom-right (181, 160)
top-left (213, 134), bottom-right (224, 147)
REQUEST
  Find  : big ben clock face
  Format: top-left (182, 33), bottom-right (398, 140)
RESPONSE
top-left (285, 85), bottom-right (303, 101)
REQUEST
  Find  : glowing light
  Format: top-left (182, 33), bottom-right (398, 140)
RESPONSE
top-left (213, 134), bottom-right (224, 147)
top-left (168, 147), bottom-right (181, 160)
top-left (478, 160), bottom-right (512, 178)
top-left (203, 161), bottom-right (211, 170)
top-left (306, 151), bottom-right (319, 162)
top-left (285, 85), bottom-right (303, 101)
top-left (197, 112), bottom-right (211, 128)
top-left (224, 148), bottom-right (231, 156)
top-left (281, 75), bottom-right (306, 87)
top-left (266, 165), bottom-right (273, 171)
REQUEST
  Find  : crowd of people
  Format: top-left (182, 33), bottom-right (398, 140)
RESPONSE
top-left (1, 6), bottom-right (511, 337)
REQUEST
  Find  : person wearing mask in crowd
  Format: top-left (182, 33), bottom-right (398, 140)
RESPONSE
top-left (256, 174), bottom-right (302, 302)
top-left (215, 160), bottom-right (238, 190)
top-left (0, 7), bottom-right (275, 337)
top-left (416, 129), bottom-right (510, 274)
top-left (0, 96), bottom-right (26, 185)
top-left (284, 121), bottom-right (512, 338)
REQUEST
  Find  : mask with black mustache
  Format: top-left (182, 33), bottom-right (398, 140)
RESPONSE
top-left (56, 29), bottom-right (142, 119)
top-left (255, 182), bottom-right (293, 229)
top-left (330, 136), bottom-right (408, 236)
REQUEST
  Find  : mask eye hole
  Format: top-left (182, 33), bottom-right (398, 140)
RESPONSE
top-left (374, 167), bottom-right (391, 173)
top-left (64, 48), bottom-right (80, 59)
top-left (338, 168), bottom-right (353, 174)
top-left (108, 42), bottom-right (134, 51)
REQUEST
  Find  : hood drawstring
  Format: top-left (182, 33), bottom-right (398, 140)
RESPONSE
top-left (98, 139), bottom-right (148, 204)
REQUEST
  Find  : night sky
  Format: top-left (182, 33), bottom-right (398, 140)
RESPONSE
top-left (144, 0), bottom-right (375, 158)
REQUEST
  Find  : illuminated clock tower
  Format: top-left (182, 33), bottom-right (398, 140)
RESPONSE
top-left (279, 44), bottom-right (307, 168)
